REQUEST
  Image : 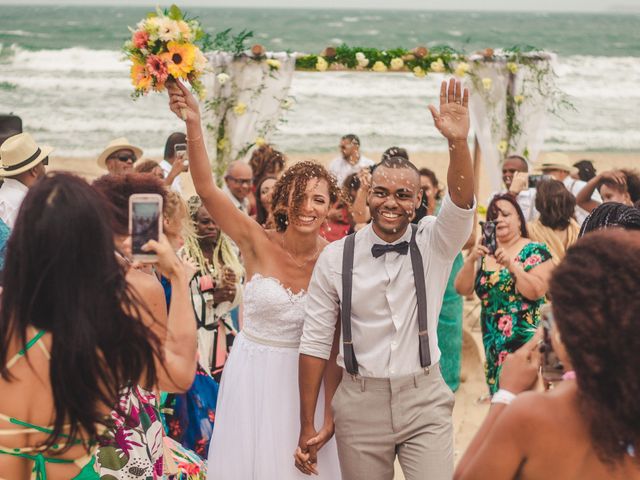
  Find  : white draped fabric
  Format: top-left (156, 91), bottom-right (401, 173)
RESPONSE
top-left (467, 52), bottom-right (556, 193)
top-left (202, 51), bottom-right (296, 174)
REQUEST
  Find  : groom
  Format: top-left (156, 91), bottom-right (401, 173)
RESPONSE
top-left (296, 79), bottom-right (475, 479)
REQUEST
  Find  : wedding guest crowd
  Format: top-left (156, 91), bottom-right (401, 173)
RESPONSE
top-left (3, 75), bottom-right (640, 480)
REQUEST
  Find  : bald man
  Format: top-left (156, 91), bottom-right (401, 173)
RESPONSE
top-left (223, 161), bottom-right (253, 213)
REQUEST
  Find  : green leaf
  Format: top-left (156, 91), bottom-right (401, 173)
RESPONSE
top-left (96, 446), bottom-right (129, 471)
top-left (168, 4), bottom-right (183, 21)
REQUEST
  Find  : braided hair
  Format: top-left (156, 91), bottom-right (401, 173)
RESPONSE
top-left (579, 202), bottom-right (640, 237)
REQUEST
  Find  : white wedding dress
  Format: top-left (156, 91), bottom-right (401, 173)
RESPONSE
top-left (207, 274), bottom-right (341, 479)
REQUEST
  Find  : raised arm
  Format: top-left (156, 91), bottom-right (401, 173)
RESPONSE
top-left (428, 79), bottom-right (474, 210)
top-left (167, 81), bottom-right (266, 257)
top-left (576, 170), bottom-right (626, 213)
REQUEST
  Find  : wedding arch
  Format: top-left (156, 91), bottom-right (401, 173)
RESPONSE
top-left (201, 36), bottom-right (567, 192)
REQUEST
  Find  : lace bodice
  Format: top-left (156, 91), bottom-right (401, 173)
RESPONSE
top-left (241, 274), bottom-right (308, 347)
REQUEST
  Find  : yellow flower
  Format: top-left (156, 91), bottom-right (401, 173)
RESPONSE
top-left (217, 138), bottom-right (228, 151)
top-left (255, 137), bottom-right (266, 147)
top-left (316, 56), bottom-right (328, 72)
top-left (507, 62), bottom-right (519, 74)
top-left (482, 77), bottom-right (493, 90)
top-left (233, 102), bottom-right (247, 116)
top-left (498, 140), bottom-right (508, 154)
top-left (130, 62), bottom-right (152, 90)
top-left (390, 57), bottom-right (404, 71)
top-left (413, 66), bottom-right (426, 78)
top-left (454, 62), bottom-right (469, 77)
top-left (160, 41), bottom-right (196, 79)
top-left (372, 61), bottom-right (387, 72)
top-left (430, 58), bottom-right (446, 73)
top-left (514, 95), bottom-right (524, 105)
top-left (177, 20), bottom-right (192, 42)
top-left (266, 58), bottom-right (281, 70)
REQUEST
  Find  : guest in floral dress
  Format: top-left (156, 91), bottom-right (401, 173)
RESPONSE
top-left (455, 194), bottom-right (553, 394)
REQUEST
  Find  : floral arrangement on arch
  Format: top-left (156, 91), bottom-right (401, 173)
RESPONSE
top-left (123, 4), bottom-right (209, 100)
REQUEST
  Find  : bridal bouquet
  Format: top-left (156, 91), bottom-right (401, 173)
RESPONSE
top-left (124, 4), bottom-right (208, 100)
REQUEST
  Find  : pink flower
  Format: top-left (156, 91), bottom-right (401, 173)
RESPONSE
top-left (132, 30), bottom-right (149, 49)
top-left (480, 276), bottom-right (486, 285)
top-left (178, 462), bottom-right (201, 474)
top-left (146, 55), bottom-right (169, 84)
top-left (498, 315), bottom-right (513, 337)
top-left (114, 426), bottom-right (143, 455)
top-left (524, 254), bottom-right (542, 268)
top-left (497, 350), bottom-right (509, 366)
top-left (153, 456), bottom-right (164, 476)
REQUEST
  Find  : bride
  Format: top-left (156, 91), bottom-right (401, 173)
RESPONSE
top-left (167, 81), bottom-right (343, 479)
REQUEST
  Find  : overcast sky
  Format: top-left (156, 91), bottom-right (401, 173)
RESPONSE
top-left (1, 0), bottom-right (637, 11)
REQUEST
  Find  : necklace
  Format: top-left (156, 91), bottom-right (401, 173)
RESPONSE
top-left (281, 236), bottom-right (321, 269)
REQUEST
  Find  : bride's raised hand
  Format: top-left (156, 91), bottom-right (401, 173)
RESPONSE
top-left (167, 79), bottom-right (200, 124)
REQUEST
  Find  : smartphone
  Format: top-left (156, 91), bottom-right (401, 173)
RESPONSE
top-left (540, 305), bottom-right (564, 387)
top-left (480, 220), bottom-right (497, 255)
top-left (129, 193), bottom-right (163, 263)
top-left (528, 174), bottom-right (551, 189)
top-left (174, 143), bottom-right (188, 168)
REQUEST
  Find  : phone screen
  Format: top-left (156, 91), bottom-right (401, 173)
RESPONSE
top-left (528, 174), bottom-right (551, 189)
top-left (480, 221), bottom-right (497, 255)
top-left (131, 201), bottom-right (161, 256)
top-left (541, 307), bottom-right (564, 387)
top-left (175, 143), bottom-right (188, 166)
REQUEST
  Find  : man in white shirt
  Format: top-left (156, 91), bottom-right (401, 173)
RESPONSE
top-left (328, 134), bottom-right (375, 186)
top-left (539, 153), bottom-right (602, 225)
top-left (0, 132), bottom-right (52, 228)
top-left (488, 155), bottom-right (538, 222)
top-left (222, 161), bottom-right (253, 214)
top-left (296, 80), bottom-right (475, 480)
top-left (160, 132), bottom-right (189, 194)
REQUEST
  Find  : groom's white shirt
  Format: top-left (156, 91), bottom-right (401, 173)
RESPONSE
top-left (300, 193), bottom-right (475, 378)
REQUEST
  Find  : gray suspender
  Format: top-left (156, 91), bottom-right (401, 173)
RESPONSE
top-left (341, 224), bottom-right (431, 375)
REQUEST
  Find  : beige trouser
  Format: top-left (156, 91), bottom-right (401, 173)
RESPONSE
top-left (332, 363), bottom-right (454, 480)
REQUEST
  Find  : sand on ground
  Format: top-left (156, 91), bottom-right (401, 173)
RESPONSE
top-left (49, 150), bottom-right (637, 478)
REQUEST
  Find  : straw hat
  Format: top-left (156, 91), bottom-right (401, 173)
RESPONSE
top-left (536, 152), bottom-right (579, 176)
top-left (0, 132), bottom-right (54, 177)
top-left (96, 137), bottom-right (143, 169)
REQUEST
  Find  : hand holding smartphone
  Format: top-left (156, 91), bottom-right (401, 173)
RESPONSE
top-left (174, 143), bottom-right (188, 171)
top-left (129, 193), bottom-right (163, 263)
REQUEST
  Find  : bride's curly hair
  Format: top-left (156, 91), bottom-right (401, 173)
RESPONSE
top-left (271, 161), bottom-right (340, 232)
top-left (550, 230), bottom-right (640, 465)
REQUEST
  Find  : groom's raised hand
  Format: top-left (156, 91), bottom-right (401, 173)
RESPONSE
top-left (428, 78), bottom-right (470, 142)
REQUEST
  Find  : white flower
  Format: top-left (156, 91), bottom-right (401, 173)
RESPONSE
top-left (482, 77), bottom-right (493, 90)
top-left (507, 62), bottom-right (519, 74)
top-left (157, 17), bottom-right (180, 42)
top-left (266, 59), bottom-right (281, 70)
top-left (390, 58), bottom-right (404, 71)
top-left (413, 66), bottom-right (426, 78)
top-left (430, 58), bottom-right (446, 73)
top-left (193, 48), bottom-right (207, 73)
top-left (514, 95), bottom-right (524, 105)
top-left (177, 20), bottom-right (192, 42)
top-left (357, 57), bottom-right (369, 68)
top-left (216, 73), bottom-right (230, 85)
top-left (372, 61), bottom-right (387, 72)
top-left (355, 52), bottom-right (366, 62)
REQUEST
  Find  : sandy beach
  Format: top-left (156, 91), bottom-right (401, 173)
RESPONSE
top-left (48, 148), bottom-right (637, 477)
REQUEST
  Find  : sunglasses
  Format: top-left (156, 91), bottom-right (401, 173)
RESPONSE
top-left (109, 154), bottom-right (136, 163)
top-left (226, 175), bottom-right (252, 186)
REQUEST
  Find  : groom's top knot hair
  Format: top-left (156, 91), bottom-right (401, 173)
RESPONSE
top-left (372, 156), bottom-right (420, 178)
top-left (381, 146), bottom-right (409, 162)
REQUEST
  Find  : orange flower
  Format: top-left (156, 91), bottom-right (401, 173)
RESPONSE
top-left (131, 62), bottom-right (152, 90)
top-left (160, 41), bottom-right (195, 79)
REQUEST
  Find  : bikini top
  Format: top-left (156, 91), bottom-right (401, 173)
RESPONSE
top-left (0, 329), bottom-right (97, 480)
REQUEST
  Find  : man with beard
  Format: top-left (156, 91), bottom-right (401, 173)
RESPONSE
top-left (296, 79), bottom-right (475, 480)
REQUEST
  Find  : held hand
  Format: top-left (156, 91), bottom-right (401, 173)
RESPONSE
top-left (428, 78), bottom-right (470, 142)
top-left (509, 172), bottom-right (528, 195)
top-left (212, 283), bottom-right (236, 305)
top-left (295, 427), bottom-right (320, 475)
top-left (306, 420), bottom-right (335, 451)
top-left (141, 234), bottom-right (184, 278)
top-left (167, 79), bottom-right (201, 123)
top-left (494, 246), bottom-right (512, 270)
top-left (499, 329), bottom-right (542, 394)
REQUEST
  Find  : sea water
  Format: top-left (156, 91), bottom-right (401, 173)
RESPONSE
top-left (1, 6), bottom-right (639, 157)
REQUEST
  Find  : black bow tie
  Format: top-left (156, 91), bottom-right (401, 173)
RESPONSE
top-left (371, 241), bottom-right (410, 258)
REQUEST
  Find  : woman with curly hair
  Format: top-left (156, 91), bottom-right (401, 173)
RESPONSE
top-left (455, 194), bottom-right (553, 396)
top-left (166, 81), bottom-right (342, 479)
top-left (248, 144), bottom-right (286, 216)
top-left (456, 230), bottom-right (640, 479)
